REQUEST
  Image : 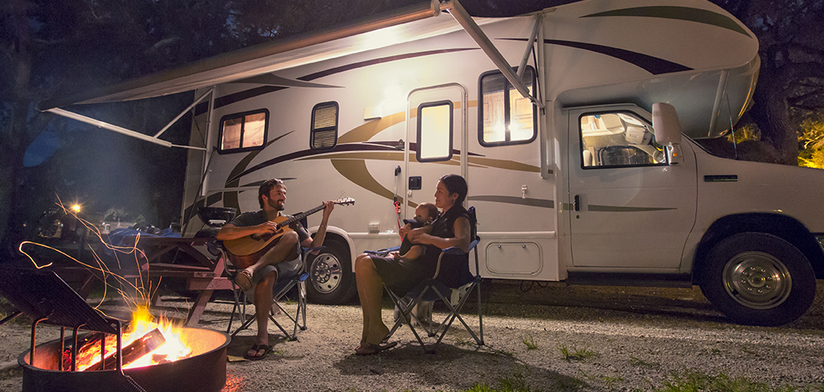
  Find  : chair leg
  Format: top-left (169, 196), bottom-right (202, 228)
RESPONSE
top-left (387, 287), bottom-right (431, 353)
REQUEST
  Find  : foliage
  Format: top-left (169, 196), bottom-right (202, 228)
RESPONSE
top-left (656, 370), bottom-right (822, 392)
top-left (711, 0), bottom-right (824, 165)
top-left (796, 112), bottom-right (824, 169)
top-left (557, 343), bottom-right (597, 362)
top-left (522, 335), bottom-right (538, 350)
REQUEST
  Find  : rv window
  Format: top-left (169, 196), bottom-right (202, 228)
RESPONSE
top-left (311, 102), bottom-right (338, 150)
top-left (219, 109), bottom-right (268, 153)
top-left (417, 101), bottom-right (453, 162)
top-left (479, 67), bottom-right (537, 146)
top-left (579, 112), bottom-right (666, 169)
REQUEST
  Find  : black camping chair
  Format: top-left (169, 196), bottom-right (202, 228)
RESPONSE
top-left (370, 206), bottom-right (484, 353)
top-left (213, 216), bottom-right (314, 341)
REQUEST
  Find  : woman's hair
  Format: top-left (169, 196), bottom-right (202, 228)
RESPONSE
top-left (439, 174), bottom-right (468, 205)
top-left (258, 178), bottom-right (285, 209)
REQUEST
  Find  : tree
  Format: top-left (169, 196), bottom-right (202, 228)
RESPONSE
top-left (709, 0), bottom-right (824, 165)
top-left (0, 0), bottom-right (239, 258)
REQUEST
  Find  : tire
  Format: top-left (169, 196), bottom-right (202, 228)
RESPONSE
top-left (305, 237), bottom-right (357, 305)
top-left (698, 232), bottom-right (816, 326)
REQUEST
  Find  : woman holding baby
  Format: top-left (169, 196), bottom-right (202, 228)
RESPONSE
top-left (353, 174), bottom-right (471, 355)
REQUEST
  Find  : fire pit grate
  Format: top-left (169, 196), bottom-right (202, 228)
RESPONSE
top-left (0, 268), bottom-right (119, 334)
top-left (0, 267), bottom-right (229, 392)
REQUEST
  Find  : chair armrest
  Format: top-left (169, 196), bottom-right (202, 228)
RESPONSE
top-left (468, 238), bottom-right (480, 251)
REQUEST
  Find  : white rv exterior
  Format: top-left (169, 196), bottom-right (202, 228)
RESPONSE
top-left (45, 0), bottom-right (824, 326)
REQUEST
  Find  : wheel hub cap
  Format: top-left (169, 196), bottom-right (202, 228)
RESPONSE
top-left (723, 251), bottom-right (791, 310)
top-left (310, 254), bottom-right (341, 294)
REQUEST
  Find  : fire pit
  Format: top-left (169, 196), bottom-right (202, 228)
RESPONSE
top-left (18, 327), bottom-right (229, 392)
top-left (0, 268), bottom-right (230, 392)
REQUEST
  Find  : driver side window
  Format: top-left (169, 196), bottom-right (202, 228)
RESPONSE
top-left (579, 112), bottom-right (666, 169)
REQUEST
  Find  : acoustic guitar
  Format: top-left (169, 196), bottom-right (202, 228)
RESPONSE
top-left (222, 198), bottom-right (355, 268)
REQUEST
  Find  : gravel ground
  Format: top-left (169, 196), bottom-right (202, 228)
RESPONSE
top-left (2, 280), bottom-right (824, 391)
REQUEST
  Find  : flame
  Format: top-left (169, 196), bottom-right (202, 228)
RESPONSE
top-left (73, 306), bottom-right (192, 371)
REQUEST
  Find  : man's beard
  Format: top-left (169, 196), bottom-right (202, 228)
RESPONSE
top-left (268, 198), bottom-right (285, 211)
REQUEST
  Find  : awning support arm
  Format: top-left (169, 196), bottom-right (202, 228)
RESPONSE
top-left (154, 88), bottom-right (213, 138)
top-left (46, 108), bottom-right (206, 150)
top-left (518, 15), bottom-right (541, 79)
top-left (440, 0), bottom-right (543, 108)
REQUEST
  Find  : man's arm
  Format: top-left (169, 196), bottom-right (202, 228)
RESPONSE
top-left (300, 201), bottom-right (335, 248)
top-left (216, 221), bottom-right (278, 241)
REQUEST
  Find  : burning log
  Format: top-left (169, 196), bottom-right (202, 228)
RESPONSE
top-left (62, 331), bottom-right (107, 371)
top-left (84, 328), bottom-right (166, 371)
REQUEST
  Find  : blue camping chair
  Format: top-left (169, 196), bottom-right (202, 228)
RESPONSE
top-left (215, 217), bottom-right (315, 341)
top-left (369, 206), bottom-right (484, 352)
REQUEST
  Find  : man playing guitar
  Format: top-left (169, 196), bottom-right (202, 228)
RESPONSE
top-left (216, 178), bottom-right (334, 360)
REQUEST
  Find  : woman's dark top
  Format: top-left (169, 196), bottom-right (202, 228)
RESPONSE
top-left (372, 204), bottom-right (469, 296)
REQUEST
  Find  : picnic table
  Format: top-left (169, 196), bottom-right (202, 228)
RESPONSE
top-left (127, 236), bottom-right (233, 326)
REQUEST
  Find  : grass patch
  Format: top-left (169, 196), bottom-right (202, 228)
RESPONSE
top-left (557, 343), bottom-right (597, 362)
top-left (629, 355), bottom-right (659, 368)
top-left (657, 370), bottom-right (823, 392)
top-left (522, 335), bottom-right (538, 350)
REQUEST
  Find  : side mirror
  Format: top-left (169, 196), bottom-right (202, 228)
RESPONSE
top-left (652, 103), bottom-right (683, 165)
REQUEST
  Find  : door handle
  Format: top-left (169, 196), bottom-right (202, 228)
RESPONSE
top-left (573, 195), bottom-right (580, 212)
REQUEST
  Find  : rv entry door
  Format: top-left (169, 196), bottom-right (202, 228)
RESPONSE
top-left (404, 84), bottom-right (467, 219)
top-left (566, 106), bottom-right (697, 270)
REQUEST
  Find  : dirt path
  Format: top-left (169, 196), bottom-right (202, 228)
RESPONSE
top-left (2, 280), bottom-right (823, 391)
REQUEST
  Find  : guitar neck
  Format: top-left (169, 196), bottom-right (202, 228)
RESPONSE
top-left (278, 204), bottom-right (325, 228)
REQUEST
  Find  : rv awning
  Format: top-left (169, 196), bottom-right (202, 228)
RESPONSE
top-left (39, 0), bottom-right (545, 148)
top-left (39, 1), bottom-right (448, 110)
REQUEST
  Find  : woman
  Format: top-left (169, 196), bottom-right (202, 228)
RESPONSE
top-left (354, 174), bottom-right (471, 355)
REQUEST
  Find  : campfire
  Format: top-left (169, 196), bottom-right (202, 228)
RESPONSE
top-left (0, 268), bottom-right (230, 392)
top-left (66, 306), bottom-right (193, 371)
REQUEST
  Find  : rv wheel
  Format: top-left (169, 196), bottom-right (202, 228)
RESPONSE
top-left (305, 237), bottom-right (356, 305)
top-left (699, 232), bottom-right (816, 326)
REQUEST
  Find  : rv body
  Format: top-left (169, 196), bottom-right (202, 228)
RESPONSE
top-left (172, 0), bottom-right (824, 325)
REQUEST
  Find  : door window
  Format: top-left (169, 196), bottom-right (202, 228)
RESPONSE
top-left (579, 112), bottom-right (666, 168)
top-left (416, 100), bottom-right (453, 162)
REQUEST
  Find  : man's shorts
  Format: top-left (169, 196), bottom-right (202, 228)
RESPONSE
top-left (244, 255), bottom-right (303, 301)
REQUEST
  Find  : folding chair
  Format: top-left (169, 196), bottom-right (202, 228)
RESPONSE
top-left (214, 217), bottom-right (315, 341)
top-left (380, 206), bottom-right (484, 352)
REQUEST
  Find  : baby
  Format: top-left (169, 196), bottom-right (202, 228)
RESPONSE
top-left (394, 202), bottom-right (438, 262)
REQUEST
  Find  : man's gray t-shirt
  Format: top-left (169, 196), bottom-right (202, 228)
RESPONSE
top-left (229, 210), bottom-right (311, 243)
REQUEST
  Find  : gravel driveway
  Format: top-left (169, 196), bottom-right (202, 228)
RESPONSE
top-left (2, 280), bottom-right (823, 391)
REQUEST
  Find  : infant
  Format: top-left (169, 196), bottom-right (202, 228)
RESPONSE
top-left (395, 202), bottom-right (438, 262)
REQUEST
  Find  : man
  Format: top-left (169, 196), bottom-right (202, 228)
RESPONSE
top-left (217, 178), bottom-right (334, 360)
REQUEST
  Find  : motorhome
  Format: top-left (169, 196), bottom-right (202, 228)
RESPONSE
top-left (45, 0), bottom-right (824, 326)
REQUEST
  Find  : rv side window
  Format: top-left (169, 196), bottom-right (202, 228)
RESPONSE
top-left (478, 67), bottom-right (537, 146)
top-left (579, 112), bottom-right (666, 169)
top-left (416, 101), bottom-right (453, 162)
top-left (311, 102), bottom-right (339, 150)
top-left (218, 109), bottom-right (268, 153)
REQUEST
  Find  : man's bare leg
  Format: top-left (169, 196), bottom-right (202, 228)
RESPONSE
top-left (236, 231), bottom-right (298, 292)
top-left (248, 231), bottom-right (299, 275)
top-left (247, 270), bottom-right (276, 359)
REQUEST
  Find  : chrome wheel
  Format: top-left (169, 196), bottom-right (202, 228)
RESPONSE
top-left (309, 252), bottom-right (342, 295)
top-left (723, 251), bottom-right (791, 310)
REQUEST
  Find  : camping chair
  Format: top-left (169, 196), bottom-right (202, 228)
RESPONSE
top-left (213, 217), bottom-right (314, 341)
top-left (372, 206), bottom-right (483, 353)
